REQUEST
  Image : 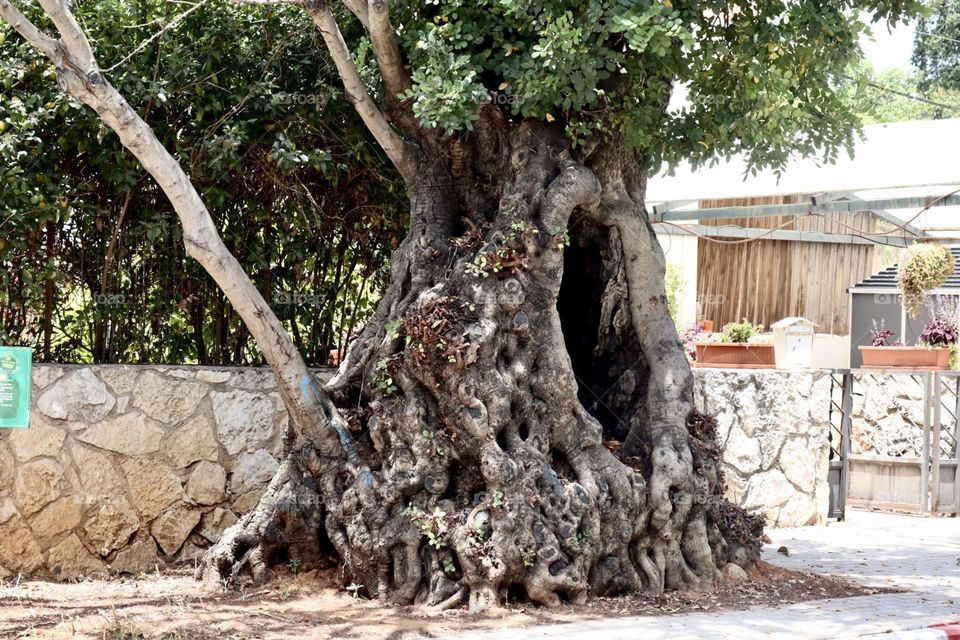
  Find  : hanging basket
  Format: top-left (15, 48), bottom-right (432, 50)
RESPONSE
top-left (898, 244), bottom-right (954, 316)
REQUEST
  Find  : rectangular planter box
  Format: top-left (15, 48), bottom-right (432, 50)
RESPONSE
top-left (694, 343), bottom-right (776, 369)
top-left (859, 346), bottom-right (950, 370)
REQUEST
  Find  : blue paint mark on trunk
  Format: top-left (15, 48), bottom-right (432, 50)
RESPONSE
top-left (299, 373), bottom-right (373, 487)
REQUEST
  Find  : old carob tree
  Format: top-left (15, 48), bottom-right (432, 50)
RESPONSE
top-left (2, 0), bottom-right (919, 611)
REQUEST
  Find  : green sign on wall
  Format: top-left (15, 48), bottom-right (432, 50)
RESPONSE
top-left (0, 347), bottom-right (31, 428)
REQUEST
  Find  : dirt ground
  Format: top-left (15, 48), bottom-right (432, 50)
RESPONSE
top-left (0, 562), bottom-right (893, 640)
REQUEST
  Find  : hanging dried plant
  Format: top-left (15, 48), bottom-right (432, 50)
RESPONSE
top-left (898, 244), bottom-right (955, 316)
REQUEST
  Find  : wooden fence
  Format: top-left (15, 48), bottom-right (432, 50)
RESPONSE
top-left (696, 196), bottom-right (877, 334)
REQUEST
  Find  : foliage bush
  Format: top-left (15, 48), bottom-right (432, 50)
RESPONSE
top-left (664, 263), bottom-right (685, 329)
top-left (0, 1), bottom-right (405, 364)
top-left (720, 320), bottom-right (761, 344)
top-left (898, 244), bottom-right (954, 316)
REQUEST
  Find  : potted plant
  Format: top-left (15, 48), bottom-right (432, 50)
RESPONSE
top-left (694, 320), bottom-right (775, 368)
top-left (921, 296), bottom-right (960, 369)
top-left (859, 317), bottom-right (951, 370)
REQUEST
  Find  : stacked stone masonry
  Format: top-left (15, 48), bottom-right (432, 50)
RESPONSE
top-left (693, 369), bottom-right (832, 529)
top-left (0, 365), bottom-right (831, 578)
top-left (848, 373), bottom-right (931, 457)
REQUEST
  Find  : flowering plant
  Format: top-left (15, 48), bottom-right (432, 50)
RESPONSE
top-left (920, 318), bottom-right (958, 347)
top-left (920, 296), bottom-right (960, 347)
top-left (681, 323), bottom-right (704, 361)
top-left (870, 319), bottom-right (894, 347)
top-left (681, 321), bottom-right (721, 361)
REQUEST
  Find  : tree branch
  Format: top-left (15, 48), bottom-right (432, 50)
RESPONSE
top-left (0, 0), bottom-right (352, 462)
top-left (36, 0), bottom-right (96, 69)
top-left (304, 1), bottom-right (414, 181)
top-left (0, 0), bottom-right (58, 59)
top-left (366, 0), bottom-right (411, 99)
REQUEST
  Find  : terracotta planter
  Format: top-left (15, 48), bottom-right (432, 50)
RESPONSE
top-left (859, 346), bottom-right (950, 370)
top-left (694, 342), bottom-right (775, 369)
top-left (700, 320), bottom-right (714, 332)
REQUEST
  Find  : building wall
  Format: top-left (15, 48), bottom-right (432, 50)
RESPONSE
top-left (1, 365), bottom-right (830, 578)
top-left (657, 232), bottom-right (699, 329)
top-left (696, 196), bottom-right (877, 335)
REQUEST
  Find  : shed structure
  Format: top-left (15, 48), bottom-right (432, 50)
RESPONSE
top-left (694, 196), bottom-right (879, 334)
top-left (646, 119), bottom-right (960, 335)
top-left (848, 246), bottom-right (960, 367)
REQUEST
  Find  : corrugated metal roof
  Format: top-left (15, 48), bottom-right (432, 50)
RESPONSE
top-left (850, 246), bottom-right (960, 291)
top-left (647, 119), bottom-right (960, 202)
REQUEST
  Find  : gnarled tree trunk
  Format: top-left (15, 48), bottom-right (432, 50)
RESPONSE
top-left (202, 109), bottom-right (762, 610)
top-left (0, 0), bottom-right (762, 612)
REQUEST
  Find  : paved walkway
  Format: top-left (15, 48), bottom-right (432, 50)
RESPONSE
top-left (453, 510), bottom-right (960, 639)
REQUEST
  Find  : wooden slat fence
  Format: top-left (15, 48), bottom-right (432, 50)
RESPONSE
top-left (696, 196), bottom-right (877, 334)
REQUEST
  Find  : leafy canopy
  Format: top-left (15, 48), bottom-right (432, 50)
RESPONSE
top-left (389, 0), bottom-right (922, 172)
top-left (0, 0), bottom-right (403, 364)
top-left (913, 0), bottom-right (960, 92)
top-left (845, 65), bottom-right (960, 123)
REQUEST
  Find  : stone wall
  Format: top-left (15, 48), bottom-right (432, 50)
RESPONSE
top-left (849, 373), bottom-right (927, 457)
top-left (693, 369), bottom-right (832, 528)
top-left (1, 365), bottom-right (831, 579)
top-left (0, 365), bottom-right (319, 579)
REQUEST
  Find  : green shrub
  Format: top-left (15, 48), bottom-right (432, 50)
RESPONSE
top-left (721, 320), bottom-right (760, 344)
top-left (664, 263), bottom-right (686, 329)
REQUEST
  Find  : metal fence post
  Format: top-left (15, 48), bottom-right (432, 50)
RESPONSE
top-left (839, 372), bottom-right (853, 520)
top-left (922, 371), bottom-right (932, 515)
top-left (932, 372), bottom-right (943, 514)
top-left (955, 378), bottom-right (960, 514)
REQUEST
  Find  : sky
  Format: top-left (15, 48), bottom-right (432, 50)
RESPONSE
top-left (861, 16), bottom-right (916, 72)
top-left (654, 15), bottom-right (960, 233)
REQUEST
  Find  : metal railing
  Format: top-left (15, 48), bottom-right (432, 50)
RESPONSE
top-left (827, 369), bottom-right (959, 519)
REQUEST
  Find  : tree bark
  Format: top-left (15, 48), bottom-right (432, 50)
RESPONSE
top-left (205, 113), bottom-right (764, 609)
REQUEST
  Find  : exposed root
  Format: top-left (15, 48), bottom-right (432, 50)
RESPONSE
top-left (429, 586), bottom-right (468, 612)
top-left (198, 459), bottom-right (327, 586)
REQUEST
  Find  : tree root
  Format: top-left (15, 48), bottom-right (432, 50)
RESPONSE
top-left (198, 458), bottom-right (327, 586)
